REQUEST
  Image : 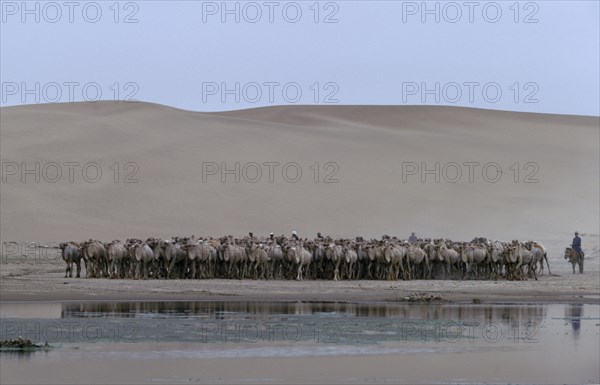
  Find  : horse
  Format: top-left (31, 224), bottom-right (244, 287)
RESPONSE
top-left (564, 247), bottom-right (584, 274)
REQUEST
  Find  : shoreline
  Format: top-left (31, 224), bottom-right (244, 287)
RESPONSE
top-left (2, 257), bottom-right (598, 305)
top-left (2, 278), bottom-right (598, 305)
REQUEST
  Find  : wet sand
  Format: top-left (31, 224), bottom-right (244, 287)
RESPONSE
top-left (2, 346), bottom-right (598, 385)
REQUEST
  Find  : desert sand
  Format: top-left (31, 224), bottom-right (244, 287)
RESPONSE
top-left (1, 102), bottom-right (598, 243)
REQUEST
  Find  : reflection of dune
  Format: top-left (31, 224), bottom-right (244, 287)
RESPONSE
top-left (1, 102), bottom-right (598, 243)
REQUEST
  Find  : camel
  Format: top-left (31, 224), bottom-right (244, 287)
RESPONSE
top-left (437, 241), bottom-right (460, 279)
top-left (406, 244), bottom-right (428, 280)
top-left (185, 241), bottom-right (215, 279)
top-left (287, 242), bottom-right (312, 281)
top-left (310, 242), bottom-right (327, 280)
top-left (488, 241), bottom-right (505, 279)
top-left (527, 241), bottom-right (551, 275)
top-left (246, 243), bottom-right (269, 279)
top-left (364, 243), bottom-right (384, 279)
top-left (422, 242), bottom-right (438, 279)
top-left (105, 240), bottom-right (128, 278)
top-left (506, 241), bottom-right (537, 280)
top-left (383, 243), bottom-right (405, 280)
top-left (267, 243), bottom-right (284, 279)
top-left (342, 243), bottom-right (358, 280)
top-left (220, 242), bottom-right (246, 279)
top-left (146, 238), bottom-right (168, 278)
top-left (164, 241), bottom-right (187, 279)
top-left (461, 243), bottom-right (489, 280)
top-left (133, 242), bottom-right (154, 280)
top-left (59, 242), bottom-right (82, 278)
top-left (324, 243), bottom-right (343, 281)
top-left (80, 240), bottom-right (107, 278)
top-left (354, 243), bottom-right (369, 279)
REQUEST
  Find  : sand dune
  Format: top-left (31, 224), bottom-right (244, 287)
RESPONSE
top-left (1, 102), bottom-right (598, 249)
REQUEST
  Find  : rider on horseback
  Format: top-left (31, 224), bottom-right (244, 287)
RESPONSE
top-left (572, 232), bottom-right (584, 259)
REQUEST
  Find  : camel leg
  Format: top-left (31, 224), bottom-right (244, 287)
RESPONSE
top-left (135, 262), bottom-right (141, 280)
top-left (347, 262), bottom-right (352, 279)
top-left (190, 260), bottom-right (197, 279)
top-left (334, 262), bottom-right (339, 281)
top-left (543, 254), bottom-right (551, 275)
top-left (530, 261), bottom-right (538, 281)
top-left (168, 259), bottom-right (176, 279)
top-left (442, 263), bottom-right (448, 280)
top-left (143, 260), bottom-right (148, 280)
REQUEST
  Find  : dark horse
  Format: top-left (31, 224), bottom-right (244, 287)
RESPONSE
top-left (564, 247), bottom-right (584, 274)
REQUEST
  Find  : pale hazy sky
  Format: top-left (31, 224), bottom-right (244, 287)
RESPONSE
top-left (1, 0), bottom-right (599, 115)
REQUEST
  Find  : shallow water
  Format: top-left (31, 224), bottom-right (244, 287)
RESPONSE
top-left (1, 301), bottom-right (599, 384)
top-left (1, 301), bottom-right (598, 355)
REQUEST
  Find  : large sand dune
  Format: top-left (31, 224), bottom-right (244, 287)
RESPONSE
top-left (1, 102), bottom-right (598, 249)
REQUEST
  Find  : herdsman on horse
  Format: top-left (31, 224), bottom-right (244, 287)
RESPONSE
top-left (565, 231), bottom-right (584, 274)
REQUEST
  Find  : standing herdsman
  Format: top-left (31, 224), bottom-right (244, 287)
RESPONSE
top-left (572, 232), bottom-right (584, 259)
top-left (408, 232), bottom-right (418, 244)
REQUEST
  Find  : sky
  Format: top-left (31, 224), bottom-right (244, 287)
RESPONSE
top-left (1, 0), bottom-right (599, 115)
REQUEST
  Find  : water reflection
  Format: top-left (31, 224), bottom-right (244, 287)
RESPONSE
top-left (0, 303), bottom-right (61, 319)
top-left (2, 302), bottom-right (598, 364)
top-left (0, 350), bottom-right (50, 361)
top-left (565, 304), bottom-right (583, 339)
top-left (60, 301), bottom-right (549, 324)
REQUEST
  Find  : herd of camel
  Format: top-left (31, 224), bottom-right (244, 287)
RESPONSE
top-left (57, 234), bottom-right (583, 281)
